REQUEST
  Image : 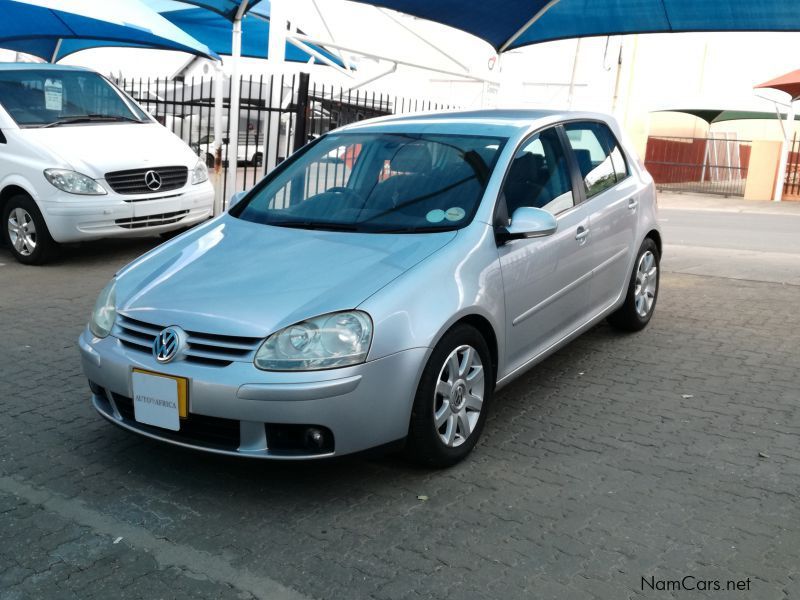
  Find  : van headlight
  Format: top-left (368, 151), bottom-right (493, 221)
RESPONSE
top-left (89, 279), bottom-right (117, 338)
top-left (254, 311), bottom-right (373, 371)
top-left (44, 169), bottom-right (106, 195)
top-left (191, 159), bottom-right (208, 184)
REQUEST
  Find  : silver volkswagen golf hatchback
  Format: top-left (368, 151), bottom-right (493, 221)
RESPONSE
top-left (79, 109), bottom-right (661, 467)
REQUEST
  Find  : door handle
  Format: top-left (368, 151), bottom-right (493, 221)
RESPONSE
top-left (575, 226), bottom-right (589, 243)
top-left (627, 197), bottom-right (639, 210)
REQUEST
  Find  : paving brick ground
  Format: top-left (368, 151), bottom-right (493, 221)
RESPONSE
top-left (0, 238), bottom-right (798, 599)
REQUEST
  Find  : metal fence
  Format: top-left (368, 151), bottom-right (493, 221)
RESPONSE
top-left (644, 135), bottom-right (751, 197)
top-left (783, 132), bottom-right (800, 197)
top-left (118, 73), bottom-right (457, 197)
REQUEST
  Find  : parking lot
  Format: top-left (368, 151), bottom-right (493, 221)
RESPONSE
top-left (1, 197), bottom-right (799, 599)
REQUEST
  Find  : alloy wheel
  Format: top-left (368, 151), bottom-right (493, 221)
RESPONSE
top-left (8, 207), bottom-right (37, 257)
top-left (433, 344), bottom-right (485, 448)
top-left (634, 250), bottom-right (658, 318)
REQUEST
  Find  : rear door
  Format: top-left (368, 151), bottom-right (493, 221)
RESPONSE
top-left (562, 121), bottom-right (639, 312)
top-left (496, 126), bottom-right (595, 377)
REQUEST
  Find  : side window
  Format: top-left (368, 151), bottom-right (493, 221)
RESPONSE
top-left (501, 127), bottom-right (574, 217)
top-left (564, 122), bottom-right (628, 197)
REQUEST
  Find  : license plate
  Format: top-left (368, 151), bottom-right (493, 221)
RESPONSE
top-left (131, 369), bottom-right (188, 431)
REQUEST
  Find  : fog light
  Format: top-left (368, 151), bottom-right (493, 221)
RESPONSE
top-left (305, 427), bottom-right (325, 450)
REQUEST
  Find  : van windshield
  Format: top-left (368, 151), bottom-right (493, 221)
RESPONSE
top-left (0, 70), bottom-right (148, 127)
top-left (232, 132), bottom-right (506, 233)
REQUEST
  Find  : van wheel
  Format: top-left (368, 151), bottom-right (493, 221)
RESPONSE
top-left (607, 238), bottom-right (660, 331)
top-left (1, 195), bottom-right (55, 265)
top-left (405, 324), bottom-right (494, 468)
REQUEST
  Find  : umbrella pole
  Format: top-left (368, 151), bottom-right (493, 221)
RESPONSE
top-left (225, 2), bottom-right (249, 205)
top-left (50, 39), bottom-right (62, 63)
top-left (266, 0), bottom-right (288, 175)
top-left (212, 61), bottom-right (225, 215)
top-left (774, 100), bottom-right (795, 203)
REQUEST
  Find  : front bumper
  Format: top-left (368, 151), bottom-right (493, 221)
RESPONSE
top-left (78, 328), bottom-right (427, 459)
top-left (41, 182), bottom-right (214, 243)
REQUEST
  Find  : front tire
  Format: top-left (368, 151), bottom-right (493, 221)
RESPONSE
top-left (1, 194), bottom-right (56, 265)
top-left (607, 238), bottom-right (660, 332)
top-left (405, 324), bottom-right (494, 467)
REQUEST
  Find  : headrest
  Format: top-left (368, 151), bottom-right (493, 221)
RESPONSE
top-left (391, 142), bottom-right (433, 173)
top-left (507, 152), bottom-right (538, 181)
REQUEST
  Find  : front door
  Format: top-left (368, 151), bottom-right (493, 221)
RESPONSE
top-left (497, 126), bottom-right (595, 379)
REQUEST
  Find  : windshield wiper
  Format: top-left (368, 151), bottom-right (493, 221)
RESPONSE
top-left (41, 114), bottom-right (141, 128)
top-left (270, 220), bottom-right (361, 232)
top-left (374, 225), bottom-right (456, 234)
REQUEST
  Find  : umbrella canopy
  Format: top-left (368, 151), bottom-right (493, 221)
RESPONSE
top-left (0, 0), bottom-right (218, 61)
top-left (53, 1), bottom-right (345, 65)
top-left (657, 108), bottom-right (800, 124)
top-left (349, 0), bottom-right (800, 52)
top-left (177, 0), bottom-right (264, 21)
top-left (755, 69), bottom-right (800, 101)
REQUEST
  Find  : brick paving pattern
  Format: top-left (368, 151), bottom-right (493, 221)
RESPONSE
top-left (0, 239), bottom-right (798, 599)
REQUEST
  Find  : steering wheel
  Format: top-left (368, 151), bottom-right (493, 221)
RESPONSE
top-left (325, 187), bottom-right (363, 207)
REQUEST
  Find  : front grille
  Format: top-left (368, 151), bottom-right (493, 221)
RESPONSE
top-left (115, 210), bottom-right (188, 229)
top-left (114, 314), bottom-right (262, 367)
top-left (111, 393), bottom-right (240, 450)
top-left (105, 166), bottom-right (188, 195)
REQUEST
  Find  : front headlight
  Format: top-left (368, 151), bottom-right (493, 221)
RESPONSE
top-left (254, 311), bottom-right (373, 371)
top-left (44, 169), bottom-right (106, 195)
top-left (89, 279), bottom-right (117, 338)
top-left (191, 159), bottom-right (208, 184)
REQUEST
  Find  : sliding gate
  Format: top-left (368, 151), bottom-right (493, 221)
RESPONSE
top-left (644, 135), bottom-right (751, 197)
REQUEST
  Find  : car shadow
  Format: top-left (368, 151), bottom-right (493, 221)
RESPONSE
top-left (0, 236), bottom-right (164, 268)
top-left (87, 319), bottom-right (633, 506)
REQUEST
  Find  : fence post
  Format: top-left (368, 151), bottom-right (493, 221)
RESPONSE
top-left (293, 72), bottom-right (310, 153)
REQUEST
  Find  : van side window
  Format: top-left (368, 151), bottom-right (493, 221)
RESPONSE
top-left (501, 127), bottom-right (574, 217)
top-left (564, 122), bottom-right (629, 197)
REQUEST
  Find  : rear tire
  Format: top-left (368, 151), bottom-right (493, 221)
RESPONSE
top-left (405, 324), bottom-right (494, 468)
top-left (607, 238), bottom-right (660, 332)
top-left (1, 194), bottom-right (56, 265)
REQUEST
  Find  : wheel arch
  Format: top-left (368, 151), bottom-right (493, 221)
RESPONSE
top-left (645, 229), bottom-right (662, 256)
top-left (437, 313), bottom-right (499, 380)
top-left (0, 184), bottom-right (34, 216)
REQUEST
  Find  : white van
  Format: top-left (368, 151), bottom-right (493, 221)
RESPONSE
top-left (0, 64), bottom-right (214, 264)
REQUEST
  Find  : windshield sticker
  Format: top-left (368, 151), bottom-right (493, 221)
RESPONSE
top-left (445, 207), bottom-right (466, 221)
top-left (426, 209), bottom-right (445, 223)
top-left (44, 79), bottom-right (63, 111)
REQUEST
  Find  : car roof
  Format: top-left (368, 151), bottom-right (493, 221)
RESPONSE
top-left (0, 63), bottom-right (93, 73)
top-left (336, 108), bottom-right (615, 138)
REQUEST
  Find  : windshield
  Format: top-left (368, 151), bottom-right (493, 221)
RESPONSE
top-left (0, 69), bottom-right (148, 127)
top-left (233, 132), bottom-right (506, 233)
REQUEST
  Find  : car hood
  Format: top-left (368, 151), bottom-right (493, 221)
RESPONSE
top-left (115, 215), bottom-right (457, 337)
top-left (19, 123), bottom-right (196, 177)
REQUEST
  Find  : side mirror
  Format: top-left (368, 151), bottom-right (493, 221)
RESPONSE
top-left (496, 207), bottom-right (557, 244)
top-left (227, 190), bottom-right (246, 211)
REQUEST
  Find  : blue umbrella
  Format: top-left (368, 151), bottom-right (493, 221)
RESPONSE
top-left (348, 0), bottom-right (800, 52)
top-left (0, 0), bottom-right (218, 61)
top-left (171, 0), bottom-right (264, 21)
top-left (52, 1), bottom-right (345, 66)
